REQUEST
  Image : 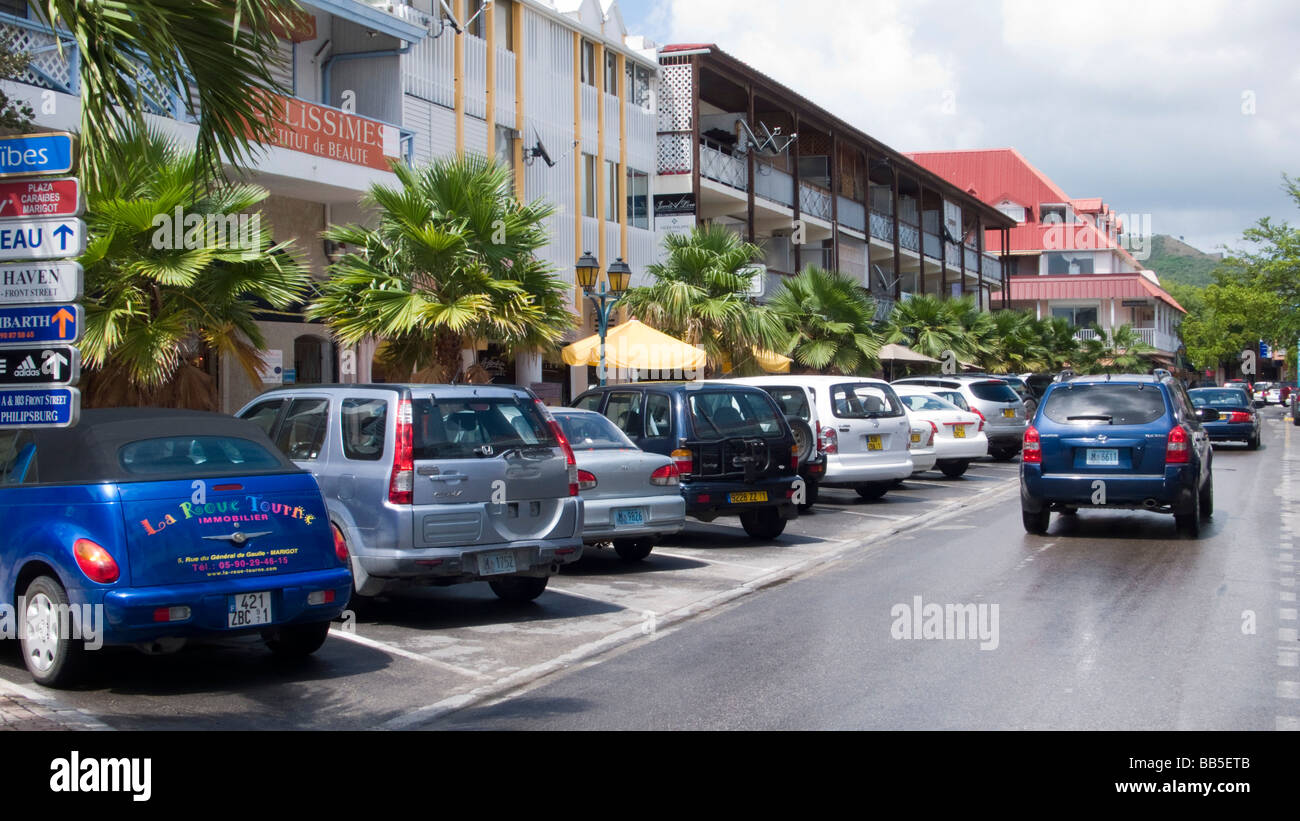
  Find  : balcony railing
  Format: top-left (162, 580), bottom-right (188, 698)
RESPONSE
top-left (944, 241), bottom-right (961, 268)
top-left (1071, 327), bottom-right (1179, 352)
top-left (838, 196), bottom-right (865, 232)
top-left (869, 210), bottom-right (893, 243)
top-left (923, 231), bottom-right (941, 259)
top-left (981, 254), bottom-right (1002, 281)
top-left (899, 223), bottom-right (921, 253)
top-left (754, 157), bottom-right (795, 208)
top-left (964, 246), bottom-right (979, 272)
top-left (799, 182), bottom-right (832, 221)
top-left (699, 138), bottom-right (747, 191)
top-left (1, 10), bottom-right (414, 163)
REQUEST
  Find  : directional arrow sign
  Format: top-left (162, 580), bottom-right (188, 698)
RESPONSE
top-left (0, 261), bottom-right (83, 304)
top-left (0, 177), bottom-right (82, 220)
top-left (0, 386), bottom-right (79, 429)
top-left (0, 218), bottom-right (86, 261)
top-left (0, 344), bottom-right (80, 386)
top-left (0, 304), bottom-right (83, 345)
top-left (0, 132), bottom-right (77, 178)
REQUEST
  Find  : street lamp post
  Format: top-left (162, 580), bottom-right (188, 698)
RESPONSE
top-left (576, 252), bottom-right (631, 386)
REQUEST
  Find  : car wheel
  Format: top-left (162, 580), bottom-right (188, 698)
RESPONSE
top-left (613, 537), bottom-right (655, 562)
top-left (266, 621), bottom-right (331, 658)
top-left (1021, 506), bottom-right (1050, 535)
top-left (739, 507), bottom-right (787, 539)
top-left (20, 575), bottom-right (86, 688)
top-left (797, 479), bottom-right (819, 513)
top-left (1199, 472), bottom-right (1214, 520)
top-left (489, 576), bottom-right (549, 603)
top-left (1247, 433), bottom-right (1260, 450)
top-left (990, 447), bottom-right (1019, 462)
top-left (938, 460), bottom-right (969, 478)
top-left (1060, 506), bottom-right (1078, 516)
top-left (854, 482), bottom-right (891, 500)
top-left (1175, 489), bottom-right (1202, 537)
top-left (786, 417), bottom-right (815, 464)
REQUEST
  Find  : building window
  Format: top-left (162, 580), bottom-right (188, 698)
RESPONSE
top-left (1046, 253), bottom-right (1093, 275)
top-left (582, 153), bottom-right (597, 217)
top-left (626, 167), bottom-right (649, 229)
top-left (494, 124), bottom-right (514, 183)
top-left (580, 39), bottom-right (596, 87)
top-left (625, 63), bottom-right (652, 109)
top-left (604, 159), bottom-right (618, 221)
top-left (493, 0), bottom-right (514, 50)
top-left (605, 50), bottom-right (619, 94)
top-left (1051, 306), bottom-right (1098, 328)
top-left (465, 0), bottom-right (487, 38)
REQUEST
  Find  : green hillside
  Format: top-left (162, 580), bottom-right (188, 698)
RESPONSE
top-left (1143, 234), bottom-right (1222, 287)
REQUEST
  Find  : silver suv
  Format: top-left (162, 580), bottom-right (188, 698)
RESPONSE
top-left (891, 375), bottom-right (1028, 461)
top-left (236, 384), bottom-right (583, 603)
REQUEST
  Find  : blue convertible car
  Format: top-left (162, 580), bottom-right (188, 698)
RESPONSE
top-left (0, 409), bottom-right (352, 687)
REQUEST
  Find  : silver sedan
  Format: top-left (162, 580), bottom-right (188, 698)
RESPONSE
top-left (552, 408), bottom-right (687, 561)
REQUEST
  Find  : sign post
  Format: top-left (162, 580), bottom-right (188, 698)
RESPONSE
top-left (0, 132), bottom-right (82, 429)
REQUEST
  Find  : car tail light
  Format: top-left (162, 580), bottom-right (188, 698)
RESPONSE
top-left (1166, 425), bottom-right (1190, 464)
top-left (927, 420), bottom-right (937, 447)
top-left (307, 590), bottom-right (336, 606)
top-left (972, 407), bottom-right (986, 432)
top-left (389, 399), bottom-right (414, 505)
top-left (1227, 411), bottom-right (1251, 423)
top-left (74, 538), bottom-right (119, 583)
top-left (1022, 425), bottom-right (1041, 464)
top-left (577, 469), bottom-right (597, 490)
top-left (152, 606), bottom-right (190, 622)
top-left (790, 443), bottom-right (799, 469)
top-left (671, 448), bottom-right (693, 476)
top-left (819, 425), bottom-right (838, 455)
top-left (650, 463), bottom-right (680, 486)
top-left (332, 525), bottom-right (349, 564)
top-left (537, 400), bottom-right (579, 496)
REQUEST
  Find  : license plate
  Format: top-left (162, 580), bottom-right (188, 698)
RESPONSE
top-left (1086, 448), bottom-right (1119, 466)
top-left (480, 551), bottom-right (517, 575)
top-left (867, 434), bottom-right (883, 451)
top-left (614, 507), bottom-right (645, 526)
top-left (910, 432), bottom-right (921, 444)
top-left (729, 491), bottom-right (768, 504)
top-left (227, 591), bottom-right (272, 628)
top-left (1002, 408), bottom-right (1016, 418)
top-left (953, 425), bottom-right (966, 438)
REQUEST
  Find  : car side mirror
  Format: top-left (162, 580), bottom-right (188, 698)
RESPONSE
top-left (1195, 408), bottom-right (1220, 423)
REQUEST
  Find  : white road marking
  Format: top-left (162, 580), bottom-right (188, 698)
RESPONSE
top-left (1281, 609), bottom-right (1298, 621)
top-left (1279, 651), bottom-right (1298, 667)
top-left (824, 508), bottom-right (910, 520)
top-left (329, 628), bottom-right (491, 680)
top-left (1278, 681), bottom-right (1300, 700)
top-left (650, 550), bottom-right (777, 571)
top-left (1278, 716), bottom-right (1300, 731)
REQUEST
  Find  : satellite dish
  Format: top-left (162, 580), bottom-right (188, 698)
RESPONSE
top-left (525, 129), bottom-right (555, 167)
top-left (873, 263), bottom-right (899, 292)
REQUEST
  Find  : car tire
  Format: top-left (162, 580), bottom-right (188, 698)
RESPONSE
top-left (990, 447), bottom-right (1019, 462)
top-left (1021, 507), bottom-right (1050, 535)
top-left (489, 576), bottom-right (549, 603)
top-left (854, 482), bottom-right (891, 500)
top-left (266, 621), bottom-right (331, 658)
top-left (20, 575), bottom-right (86, 688)
top-left (1199, 472), bottom-right (1214, 520)
top-left (1175, 489), bottom-right (1202, 537)
top-left (786, 417), bottom-right (815, 464)
top-left (937, 460), bottom-right (970, 478)
top-left (740, 507), bottom-right (787, 539)
top-left (1247, 433), bottom-right (1260, 450)
top-left (797, 479), bottom-right (819, 513)
top-left (613, 537), bottom-right (655, 562)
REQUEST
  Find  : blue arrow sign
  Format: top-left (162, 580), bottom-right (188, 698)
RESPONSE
top-left (0, 218), bottom-right (86, 261)
top-left (0, 304), bottom-right (81, 345)
top-left (0, 132), bottom-right (77, 178)
top-left (0, 386), bottom-right (79, 428)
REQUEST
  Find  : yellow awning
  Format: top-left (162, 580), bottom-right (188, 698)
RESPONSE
top-left (754, 348), bottom-right (792, 373)
top-left (561, 319), bottom-right (707, 371)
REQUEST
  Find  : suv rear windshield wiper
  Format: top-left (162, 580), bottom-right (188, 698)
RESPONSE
top-left (1066, 414), bottom-right (1113, 423)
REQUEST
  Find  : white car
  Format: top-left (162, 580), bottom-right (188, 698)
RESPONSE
top-left (892, 385), bottom-right (989, 478)
top-left (725, 375), bottom-right (913, 500)
top-left (907, 421), bottom-right (937, 474)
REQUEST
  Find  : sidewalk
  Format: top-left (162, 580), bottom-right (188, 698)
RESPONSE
top-left (0, 678), bottom-right (111, 731)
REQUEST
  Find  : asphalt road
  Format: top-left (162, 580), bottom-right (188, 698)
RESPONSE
top-left (431, 406), bottom-right (1299, 730)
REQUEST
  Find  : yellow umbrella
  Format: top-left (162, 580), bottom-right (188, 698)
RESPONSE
top-left (561, 319), bottom-right (707, 373)
top-left (718, 347), bottom-right (794, 374)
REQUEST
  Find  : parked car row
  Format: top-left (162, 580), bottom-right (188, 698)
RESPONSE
top-left (0, 374), bottom-right (1033, 687)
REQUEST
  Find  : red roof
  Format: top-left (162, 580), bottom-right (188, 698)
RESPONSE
top-left (1006, 274), bottom-right (1186, 313)
top-left (661, 43), bottom-right (715, 53)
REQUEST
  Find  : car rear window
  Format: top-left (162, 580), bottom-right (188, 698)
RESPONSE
top-left (1189, 389), bottom-right (1250, 408)
top-left (900, 394), bottom-right (957, 412)
top-left (119, 436), bottom-right (284, 476)
top-left (969, 381), bottom-right (1020, 403)
top-left (1042, 384), bottom-right (1168, 426)
top-left (555, 412), bottom-right (635, 450)
top-left (760, 387), bottom-right (811, 421)
top-left (934, 390), bottom-right (969, 411)
top-left (410, 396), bottom-right (557, 459)
top-left (688, 390), bottom-right (784, 440)
top-left (830, 383), bottom-right (905, 419)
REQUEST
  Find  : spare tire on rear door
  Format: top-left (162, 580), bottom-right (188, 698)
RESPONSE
top-left (786, 416), bottom-right (814, 465)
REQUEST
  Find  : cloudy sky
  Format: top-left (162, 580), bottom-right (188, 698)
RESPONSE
top-left (616, 0), bottom-right (1300, 254)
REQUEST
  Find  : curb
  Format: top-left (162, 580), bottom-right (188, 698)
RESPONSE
top-left (0, 676), bottom-right (113, 731)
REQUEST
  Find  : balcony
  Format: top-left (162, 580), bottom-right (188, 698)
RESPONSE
top-left (699, 138), bottom-right (747, 191)
top-left (754, 157), bottom-right (795, 208)
top-left (798, 182), bottom-right (832, 222)
top-left (1071, 327), bottom-right (1180, 352)
top-left (923, 231), bottom-right (941, 259)
top-left (869, 210), bottom-right (894, 243)
top-left (899, 223), bottom-right (921, 253)
top-left (838, 197), bottom-right (865, 233)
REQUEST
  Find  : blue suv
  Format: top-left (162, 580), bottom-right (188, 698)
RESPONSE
top-left (1020, 374), bottom-right (1218, 537)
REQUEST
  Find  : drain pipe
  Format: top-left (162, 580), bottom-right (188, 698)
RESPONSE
top-left (322, 40), bottom-right (415, 109)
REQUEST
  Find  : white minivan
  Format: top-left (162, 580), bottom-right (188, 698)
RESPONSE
top-left (727, 375), bottom-right (913, 500)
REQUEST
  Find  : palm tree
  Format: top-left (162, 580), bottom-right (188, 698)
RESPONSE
top-left (619, 225), bottom-right (786, 374)
top-left (78, 127), bottom-right (310, 409)
top-left (309, 155), bottom-right (574, 382)
top-left (1035, 315), bottom-right (1082, 370)
top-left (981, 310), bottom-right (1050, 373)
top-left (768, 266), bottom-right (881, 374)
top-left (884, 294), bottom-right (987, 362)
top-left (30, 1), bottom-right (302, 181)
top-left (1075, 324), bottom-right (1157, 374)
